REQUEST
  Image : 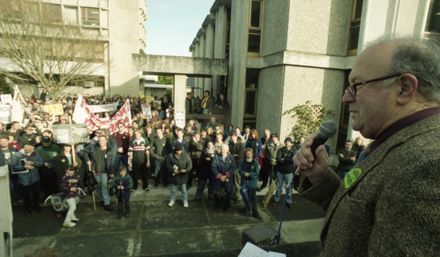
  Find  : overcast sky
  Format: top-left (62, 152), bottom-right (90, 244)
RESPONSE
top-left (145, 0), bottom-right (215, 56)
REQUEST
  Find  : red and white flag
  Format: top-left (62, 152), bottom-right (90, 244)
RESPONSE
top-left (73, 95), bottom-right (131, 134)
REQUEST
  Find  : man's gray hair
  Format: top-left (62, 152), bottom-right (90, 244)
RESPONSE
top-left (390, 38), bottom-right (440, 104)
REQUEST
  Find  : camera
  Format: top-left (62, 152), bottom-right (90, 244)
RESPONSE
top-left (20, 159), bottom-right (26, 166)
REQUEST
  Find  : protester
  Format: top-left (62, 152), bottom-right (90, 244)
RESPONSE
top-left (293, 37), bottom-right (440, 256)
top-left (211, 144), bottom-right (236, 210)
top-left (85, 135), bottom-right (117, 211)
top-left (195, 141), bottom-right (215, 200)
top-left (11, 140), bottom-right (43, 216)
top-left (150, 128), bottom-right (167, 187)
top-left (60, 167), bottom-right (80, 227)
top-left (128, 129), bottom-right (150, 192)
top-left (114, 166), bottom-right (133, 219)
top-left (336, 140), bottom-right (357, 179)
top-left (166, 142), bottom-right (192, 208)
top-left (35, 130), bottom-right (62, 198)
top-left (274, 137), bottom-right (296, 208)
top-left (239, 148), bottom-right (261, 219)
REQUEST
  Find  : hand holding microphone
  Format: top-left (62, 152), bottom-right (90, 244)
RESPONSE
top-left (293, 120), bottom-right (336, 184)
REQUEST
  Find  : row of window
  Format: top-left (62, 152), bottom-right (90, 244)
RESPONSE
top-left (3, 1), bottom-right (104, 28)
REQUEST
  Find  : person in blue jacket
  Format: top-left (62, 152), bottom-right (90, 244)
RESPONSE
top-left (11, 140), bottom-right (43, 216)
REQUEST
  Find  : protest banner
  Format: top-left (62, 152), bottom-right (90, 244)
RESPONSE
top-left (52, 124), bottom-right (89, 145)
top-left (73, 95), bottom-right (131, 134)
top-left (42, 104), bottom-right (64, 116)
top-left (0, 105), bottom-right (11, 123)
top-left (0, 94), bottom-right (12, 105)
top-left (88, 102), bottom-right (118, 113)
top-left (141, 103), bottom-right (151, 117)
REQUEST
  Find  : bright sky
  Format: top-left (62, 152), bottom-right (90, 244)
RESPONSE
top-left (146, 0), bottom-right (215, 57)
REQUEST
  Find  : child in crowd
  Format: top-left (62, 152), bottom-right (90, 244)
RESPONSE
top-left (61, 167), bottom-right (80, 227)
top-left (114, 166), bottom-right (133, 218)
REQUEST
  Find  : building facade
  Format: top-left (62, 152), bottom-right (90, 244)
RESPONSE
top-left (190, 0), bottom-right (439, 150)
top-left (0, 0), bottom-right (147, 96)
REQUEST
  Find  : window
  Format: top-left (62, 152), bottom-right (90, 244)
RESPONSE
top-left (81, 7), bottom-right (99, 26)
top-left (426, 0), bottom-right (440, 33)
top-left (250, 0), bottom-right (262, 28)
top-left (244, 69), bottom-right (259, 119)
top-left (63, 6), bottom-right (78, 25)
top-left (248, 0), bottom-right (263, 54)
top-left (348, 0), bottom-right (363, 54)
top-left (42, 3), bottom-right (62, 23)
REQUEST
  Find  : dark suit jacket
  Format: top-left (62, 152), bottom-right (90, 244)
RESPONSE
top-left (299, 113), bottom-right (440, 257)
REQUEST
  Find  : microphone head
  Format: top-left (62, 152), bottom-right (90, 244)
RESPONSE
top-left (318, 120), bottom-right (337, 139)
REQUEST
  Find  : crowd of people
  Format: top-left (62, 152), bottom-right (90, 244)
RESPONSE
top-left (1, 90), bottom-right (317, 228)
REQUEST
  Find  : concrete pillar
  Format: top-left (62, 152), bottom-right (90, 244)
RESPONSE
top-left (213, 5), bottom-right (227, 98)
top-left (228, 0), bottom-right (250, 128)
top-left (199, 34), bottom-right (206, 92)
top-left (174, 75), bottom-right (187, 129)
top-left (194, 41), bottom-right (201, 96)
top-left (204, 22), bottom-right (214, 95)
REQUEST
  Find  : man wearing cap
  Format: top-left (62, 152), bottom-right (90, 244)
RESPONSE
top-left (10, 139), bottom-right (44, 216)
top-left (35, 130), bottom-right (62, 198)
top-left (165, 142), bottom-right (192, 207)
top-left (274, 137), bottom-right (296, 208)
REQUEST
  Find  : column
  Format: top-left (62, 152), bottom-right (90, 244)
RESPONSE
top-left (204, 22), bottom-right (214, 95)
top-left (174, 75), bottom-right (187, 129)
top-left (213, 5), bottom-right (227, 98)
top-left (228, 0), bottom-right (250, 128)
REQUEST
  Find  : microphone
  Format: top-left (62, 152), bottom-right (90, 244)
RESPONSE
top-left (310, 120), bottom-right (337, 157)
top-left (295, 120), bottom-right (337, 175)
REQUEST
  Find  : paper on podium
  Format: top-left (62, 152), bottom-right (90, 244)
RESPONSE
top-left (238, 242), bottom-right (286, 257)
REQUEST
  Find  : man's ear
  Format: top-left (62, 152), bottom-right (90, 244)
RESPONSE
top-left (396, 74), bottom-right (418, 104)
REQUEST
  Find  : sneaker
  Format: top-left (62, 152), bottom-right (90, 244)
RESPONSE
top-left (144, 188), bottom-right (150, 192)
top-left (103, 205), bottom-right (113, 211)
top-left (183, 200), bottom-right (189, 208)
top-left (63, 222), bottom-right (76, 228)
top-left (71, 217), bottom-right (79, 222)
top-left (168, 200), bottom-right (175, 207)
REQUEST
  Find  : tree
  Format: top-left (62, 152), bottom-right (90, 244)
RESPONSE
top-left (158, 75), bottom-right (174, 84)
top-left (283, 101), bottom-right (329, 140)
top-left (0, 0), bottom-right (106, 95)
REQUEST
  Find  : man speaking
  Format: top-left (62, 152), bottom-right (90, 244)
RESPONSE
top-left (293, 37), bottom-right (440, 257)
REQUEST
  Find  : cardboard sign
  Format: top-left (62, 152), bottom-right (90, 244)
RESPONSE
top-left (42, 104), bottom-right (64, 116)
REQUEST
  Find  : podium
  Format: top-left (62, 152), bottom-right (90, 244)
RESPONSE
top-left (242, 225), bottom-right (278, 247)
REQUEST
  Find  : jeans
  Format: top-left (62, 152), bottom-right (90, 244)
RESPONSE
top-left (274, 172), bottom-right (293, 205)
top-left (94, 173), bottom-right (111, 205)
top-left (64, 197), bottom-right (77, 224)
top-left (240, 183), bottom-right (256, 210)
top-left (170, 184), bottom-right (187, 201)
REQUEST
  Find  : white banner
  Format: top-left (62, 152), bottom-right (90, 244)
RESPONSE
top-left (88, 102), bottom-right (118, 113)
top-left (0, 94), bottom-right (12, 105)
top-left (0, 105), bottom-right (11, 123)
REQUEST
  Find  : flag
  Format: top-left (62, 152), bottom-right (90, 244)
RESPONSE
top-left (73, 95), bottom-right (131, 134)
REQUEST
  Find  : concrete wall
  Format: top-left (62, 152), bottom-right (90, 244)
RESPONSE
top-left (256, 66), bottom-right (285, 136)
top-left (108, 0), bottom-right (143, 96)
top-left (278, 66), bottom-right (344, 147)
top-left (261, 0), bottom-right (290, 56)
top-left (287, 0), bottom-right (352, 56)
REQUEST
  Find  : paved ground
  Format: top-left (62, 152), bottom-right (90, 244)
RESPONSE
top-left (12, 185), bottom-right (324, 257)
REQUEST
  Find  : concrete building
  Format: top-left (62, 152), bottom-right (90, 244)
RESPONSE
top-left (0, 0), bottom-right (147, 96)
top-left (190, 0), bottom-right (440, 150)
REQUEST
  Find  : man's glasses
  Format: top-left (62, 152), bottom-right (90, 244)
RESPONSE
top-left (345, 73), bottom-right (402, 96)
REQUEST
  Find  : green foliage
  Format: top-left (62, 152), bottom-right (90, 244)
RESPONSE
top-left (0, 82), bottom-right (12, 94)
top-left (158, 76), bottom-right (174, 85)
top-left (283, 101), bottom-right (327, 140)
